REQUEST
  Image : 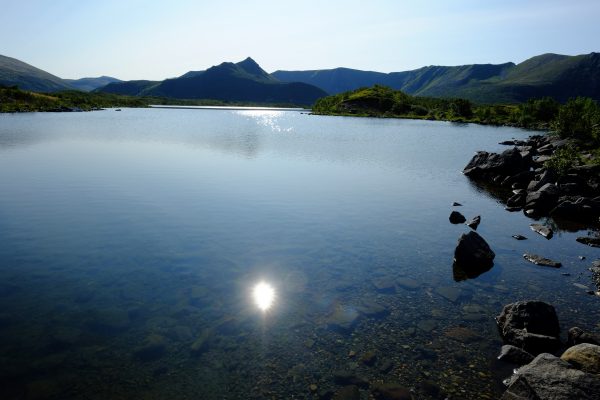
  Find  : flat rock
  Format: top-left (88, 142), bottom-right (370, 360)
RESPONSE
top-left (417, 319), bottom-right (437, 332)
top-left (452, 202), bottom-right (462, 206)
top-left (561, 343), bottom-right (600, 375)
top-left (449, 211), bottom-right (466, 224)
top-left (435, 286), bottom-right (462, 303)
top-left (576, 237), bottom-right (600, 248)
top-left (396, 277), bottom-right (419, 290)
top-left (512, 234), bottom-right (527, 240)
top-left (371, 382), bottom-right (414, 400)
top-left (523, 253), bottom-right (562, 268)
top-left (498, 344), bottom-right (535, 365)
top-left (444, 326), bottom-right (481, 343)
top-left (357, 300), bottom-right (389, 318)
top-left (328, 305), bottom-right (360, 333)
top-left (372, 278), bottom-right (396, 293)
top-left (333, 371), bottom-right (368, 388)
top-left (503, 353), bottom-right (600, 399)
top-left (530, 223), bottom-right (553, 239)
top-left (333, 385), bottom-right (360, 400)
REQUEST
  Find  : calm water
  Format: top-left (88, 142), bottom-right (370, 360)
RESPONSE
top-left (0, 109), bottom-right (598, 399)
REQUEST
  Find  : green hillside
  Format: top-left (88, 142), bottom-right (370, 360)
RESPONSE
top-left (0, 54), bottom-right (73, 92)
top-left (274, 52), bottom-right (600, 104)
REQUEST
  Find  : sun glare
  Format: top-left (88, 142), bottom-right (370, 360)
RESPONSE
top-left (253, 281), bottom-right (275, 311)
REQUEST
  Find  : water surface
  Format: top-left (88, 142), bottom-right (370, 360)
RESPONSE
top-left (0, 109), bottom-right (598, 399)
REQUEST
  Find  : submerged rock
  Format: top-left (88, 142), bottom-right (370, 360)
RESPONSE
top-left (502, 353), bottom-right (600, 399)
top-left (371, 382), bottom-right (414, 400)
top-left (449, 211), bottom-right (466, 224)
top-left (453, 231), bottom-right (495, 281)
top-left (328, 305), bottom-right (360, 333)
top-left (561, 343), bottom-right (600, 375)
top-left (332, 385), bottom-right (360, 400)
top-left (530, 223), bottom-right (553, 239)
top-left (523, 253), bottom-right (562, 268)
top-left (333, 371), bottom-right (368, 388)
top-left (134, 334), bottom-right (167, 362)
top-left (496, 300), bottom-right (561, 355)
top-left (357, 300), bottom-right (389, 318)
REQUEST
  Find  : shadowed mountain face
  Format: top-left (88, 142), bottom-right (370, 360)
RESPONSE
top-left (0, 54), bottom-right (73, 92)
top-left (273, 52), bottom-right (600, 103)
top-left (64, 76), bottom-right (122, 92)
top-left (97, 57), bottom-right (327, 105)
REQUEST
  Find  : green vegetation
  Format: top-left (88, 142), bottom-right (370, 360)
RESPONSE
top-left (0, 85), bottom-right (148, 112)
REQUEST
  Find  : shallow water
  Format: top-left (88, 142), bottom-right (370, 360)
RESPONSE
top-left (0, 109), bottom-right (598, 399)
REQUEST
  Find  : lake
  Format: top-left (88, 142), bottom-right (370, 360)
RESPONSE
top-left (0, 108), bottom-right (598, 399)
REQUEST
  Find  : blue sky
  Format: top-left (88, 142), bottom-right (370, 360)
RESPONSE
top-left (1, 0), bottom-right (599, 80)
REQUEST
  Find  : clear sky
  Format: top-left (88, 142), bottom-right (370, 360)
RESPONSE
top-left (1, 0), bottom-right (599, 80)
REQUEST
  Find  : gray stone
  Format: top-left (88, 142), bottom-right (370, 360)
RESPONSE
top-left (328, 305), bottom-right (360, 332)
top-left (525, 183), bottom-right (559, 216)
top-left (576, 236), bottom-right (600, 248)
top-left (498, 344), bottom-right (535, 365)
top-left (502, 353), bottom-right (600, 399)
top-left (396, 277), bottom-right (419, 290)
top-left (332, 385), bottom-right (360, 400)
top-left (435, 286), bottom-right (462, 303)
top-left (357, 300), bottom-right (389, 318)
top-left (463, 148), bottom-right (526, 178)
top-left (512, 234), bottom-right (527, 240)
top-left (523, 253), bottom-right (562, 268)
top-left (530, 223), bottom-right (553, 239)
top-left (333, 371), bottom-right (368, 388)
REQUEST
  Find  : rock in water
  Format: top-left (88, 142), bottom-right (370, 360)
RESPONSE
top-left (502, 353), bottom-right (600, 399)
top-left (452, 202), bottom-right (462, 206)
top-left (523, 253), bottom-right (562, 268)
top-left (496, 301), bottom-right (561, 355)
top-left (560, 343), bottom-right (600, 375)
top-left (462, 148), bottom-right (526, 178)
top-left (333, 385), bottom-right (360, 400)
top-left (568, 327), bottom-right (600, 346)
top-left (530, 223), bottom-right (553, 239)
top-left (466, 215), bottom-right (481, 230)
top-left (576, 236), bottom-right (600, 248)
top-left (371, 382), bottom-right (414, 400)
top-left (498, 344), bottom-right (535, 365)
top-left (449, 211), bottom-right (466, 224)
top-left (512, 234), bottom-right (527, 240)
top-left (452, 231), bottom-right (495, 281)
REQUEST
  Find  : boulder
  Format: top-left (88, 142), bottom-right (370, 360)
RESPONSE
top-left (567, 327), bottom-right (599, 347)
top-left (525, 183), bottom-right (559, 216)
top-left (530, 223), bottom-right (553, 239)
top-left (527, 169), bottom-right (554, 192)
top-left (498, 344), bottom-right (535, 365)
top-left (551, 197), bottom-right (600, 220)
top-left (523, 253), bottom-right (562, 268)
top-left (449, 211), bottom-right (466, 224)
top-left (496, 301), bottom-right (561, 354)
top-left (466, 215), bottom-right (481, 230)
top-left (502, 353), bottom-right (600, 400)
top-left (561, 343), bottom-right (600, 375)
top-left (452, 231), bottom-right (495, 281)
top-left (506, 192), bottom-right (525, 208)
top-left (463, 148), bottom-right (526, 179)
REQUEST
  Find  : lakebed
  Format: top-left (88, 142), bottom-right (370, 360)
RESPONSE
top-left (0, 108), bottom-right (598, 399)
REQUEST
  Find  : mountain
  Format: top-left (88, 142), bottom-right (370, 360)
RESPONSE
top-left (97, 57), bottom-right (327, 105)
top-left (0, 54), bottom-right (73, 92)
top-left (64, 76), bottom-right (122, 92)
top-left (273, 52), bottom-right (600, 103)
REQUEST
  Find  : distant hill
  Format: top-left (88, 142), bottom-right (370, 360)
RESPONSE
top-left (64, 76), bottom-right (122, 92)
top-left (273, 52), bottom-right (600, 103)
top-left (97, 57), bottom-right (327, 106)
top-left (0, 54), bottom-right (73, 92)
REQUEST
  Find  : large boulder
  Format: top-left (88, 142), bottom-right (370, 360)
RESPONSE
top-left (502, 353), bottom-right (600, 400)
top-left (561, 343), bottom-right (600, 375)
top-left (525, 183), bottom-right (559, 216)
top-left (452, 231), bottom-right (495, 281)
top-left (496, 301), bottom-right (561, 354)
top-left (463, 148), bottom-right (526, 179)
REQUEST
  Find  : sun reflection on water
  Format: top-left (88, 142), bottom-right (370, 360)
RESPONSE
top-left (253, 281), bottom-right (276, 311)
